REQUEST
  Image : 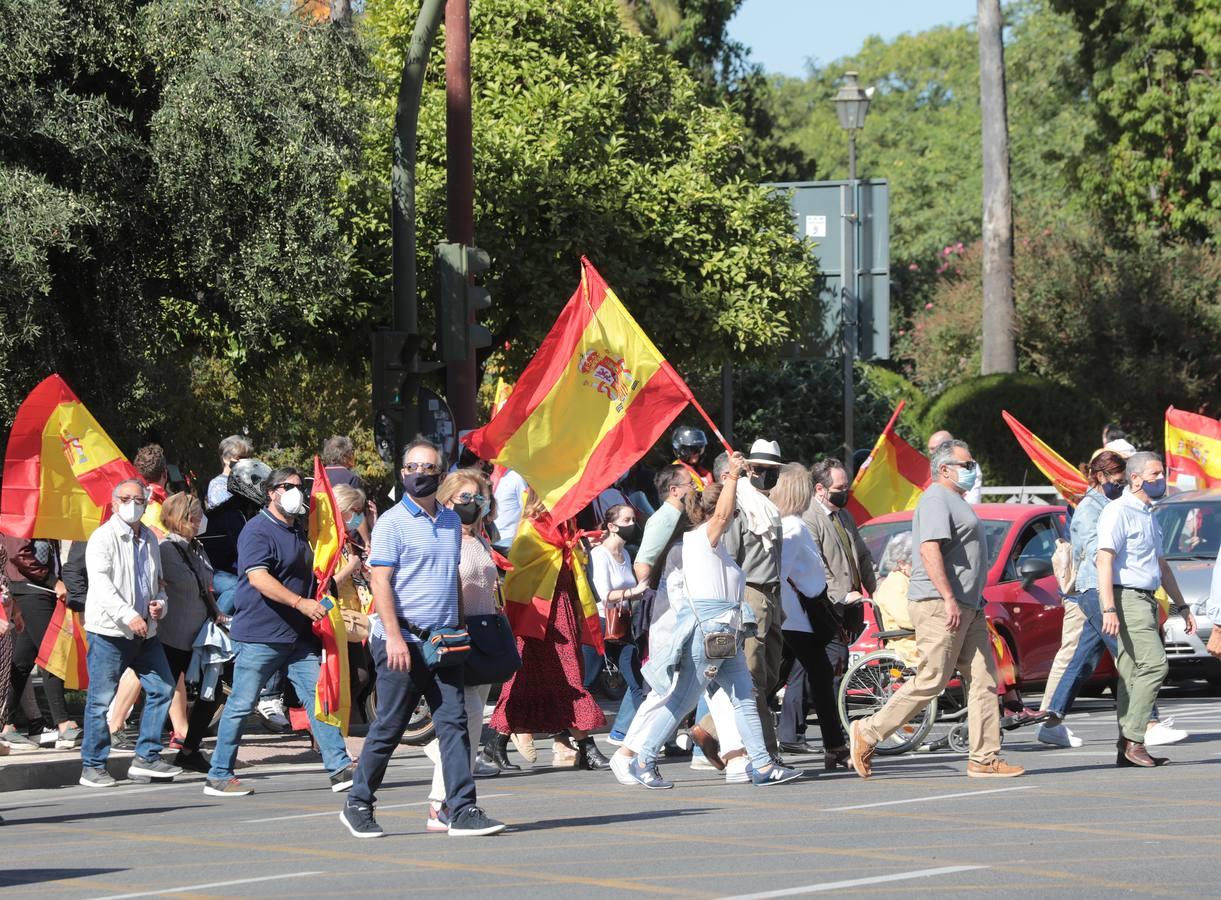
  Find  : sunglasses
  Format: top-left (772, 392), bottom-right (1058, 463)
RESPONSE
top-left (403, 462), bottom-right (441, 474)
top-left (455, 492), bottom-right (488, 507)
top-left (271, 481), bottom-right (301, 492)
top-left (943, 460), bottom-right (978, 471)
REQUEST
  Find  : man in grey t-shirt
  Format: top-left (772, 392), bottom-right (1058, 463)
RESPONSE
top-left (850, 439), bottom-right (1023, 781)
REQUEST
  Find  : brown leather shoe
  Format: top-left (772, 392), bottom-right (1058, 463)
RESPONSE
top-left (1117, 739), bottom-right (1167, 768)
top-left (967, 758), bottom-right (1025, 778)
top-left (849, 721), bottom-right (875, 779)
top-left (689, 724), bottom-right (725, 771)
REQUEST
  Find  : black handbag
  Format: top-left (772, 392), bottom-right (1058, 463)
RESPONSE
top-left (463, 613), bottom-right (522, 685)
top-left (790, 579), bottom-right (840, 643)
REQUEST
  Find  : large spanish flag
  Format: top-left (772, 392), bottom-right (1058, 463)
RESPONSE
top-left (307, 457), bottom-right (351, 734)
top-left (0, 375), bottom-right (140, 541)
top-left (1165, 407), bottom-right (1221, 490)
top-left (464, 258), bottom-right (693, 523)
top-left (35, 604), bottom-right (90, 690)
top-left (846, 402), bottom-right (930, 526)
top-left (1002, 411), bottom-right (1089, 505)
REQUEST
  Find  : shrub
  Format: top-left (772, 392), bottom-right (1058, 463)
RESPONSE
top-left (921, 373), bottom-right (1103, 485)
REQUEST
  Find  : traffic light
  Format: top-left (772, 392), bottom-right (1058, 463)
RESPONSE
top-left (435, 242), bottom-right (493, 363)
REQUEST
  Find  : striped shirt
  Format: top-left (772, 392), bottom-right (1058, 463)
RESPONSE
top-left (368, 494), bottom-right (462, 642)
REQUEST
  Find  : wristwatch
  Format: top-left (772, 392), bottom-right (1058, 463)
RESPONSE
top-left (1102, 607), bottom-right (1117, 614)
top-left (1173, 605), bottom-right (1190, 616)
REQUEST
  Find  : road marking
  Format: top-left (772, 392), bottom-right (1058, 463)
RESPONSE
top-left (717, 865), bottom-right (989, 899)
top-left (823, 785), bottom-right (1036, 812)
top-left (84, 871), bottom-right (324, 899)
top-left (241, 793), bottom-right (510, 823)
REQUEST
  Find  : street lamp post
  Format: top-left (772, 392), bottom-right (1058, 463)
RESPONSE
top-left (833, 71), bottom-right (871, 478)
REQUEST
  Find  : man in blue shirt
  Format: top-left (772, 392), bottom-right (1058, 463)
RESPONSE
top-left (204, 467), bottom-right (354, 797)
top-left (340, 438), bottom-right (505, 839)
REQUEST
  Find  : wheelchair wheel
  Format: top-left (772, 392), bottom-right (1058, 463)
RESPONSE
top-left (947, 722), bottom-right (970, 754)
top-left (837, 650), bottom-right (936, 756)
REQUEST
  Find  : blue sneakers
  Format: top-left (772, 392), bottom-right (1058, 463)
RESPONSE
top-left (627, 757), bottom-right (674, 790)
top-left (748, 761), bottom-right (803, 786)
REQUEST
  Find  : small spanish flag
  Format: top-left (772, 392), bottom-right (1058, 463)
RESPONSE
top-left (0, 375), bottom-right (140, 541)
top-left (847, 402), bottom-right (930, 526)
top-left (307, 456), bottom-right (351, 735)
top-left (1002, 411), bottom-right (1089, 506)
top-left (465, 258), bottom-right (692, 523)
top-left (36, 603), bottom-right (90, 691)
top-left (1165, 406), bottom-right (1221, 491)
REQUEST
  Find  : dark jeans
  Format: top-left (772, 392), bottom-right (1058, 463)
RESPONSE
top-left (780, 630), bottom-right (846, 749)
top-left (10, 591), bottom-right (70, 726)
top-left (608, 640), bottom-right (644, 736)
top-left (350, 636), bottom-right (476, 816)
top-left (161, 644), bottom-right (220, 754)
top-left (81, 633), bottom-right (174, 769)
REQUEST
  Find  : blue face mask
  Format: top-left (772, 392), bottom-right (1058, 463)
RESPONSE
top-left (1140, 477), bottom-right (1166, 500)
top-left (346, 512), bottom-right (364, 533)
top-left (951, 464), bottom-right (979, 494)
top-left (1101, 481), bottom-right (1125, 501)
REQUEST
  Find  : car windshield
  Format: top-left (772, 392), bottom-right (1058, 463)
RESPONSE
top-left (859, 519), bottom-right (1012, 578)
top-left (1154, 500), bottom-right (1221, 560)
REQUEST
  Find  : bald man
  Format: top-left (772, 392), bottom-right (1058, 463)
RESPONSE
top-left (928, 431), bottom-right (984, 504)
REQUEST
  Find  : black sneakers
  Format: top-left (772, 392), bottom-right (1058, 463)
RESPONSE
top-left (448, 806), bottom-right (506, 837)
top-left (329, 762), bottom-right (357, 793)
top-left (340, 801), bottom-right (385, 839)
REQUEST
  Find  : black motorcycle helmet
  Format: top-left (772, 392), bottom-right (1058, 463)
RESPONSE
top-left (672, 425), bottom-right (708, 460)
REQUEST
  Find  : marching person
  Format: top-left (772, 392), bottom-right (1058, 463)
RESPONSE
top-left (671, 425), bottom-right (712, 489)
top-left (204, 467), bottom-right (355, 797)
top-left (80, 479), bottom-right (181, 788)
top-left (341, 439), bottom-right (505, 838)
top-left (206, 435), bottom-right (254, 510)
top-left (927, 430), bottom-right (983, 504)
top-left (849, 439), bottom-right (1023, 780)
top-left (633, 465), bottom-right (695, 587)
top-left (1097, 451), bottom-right (1195, 767)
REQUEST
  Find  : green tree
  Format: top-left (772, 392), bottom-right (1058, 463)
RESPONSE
top-left (357, 0), bottom-right (819, 381)
top-left (1049, 0), bottom-right (1221, 241)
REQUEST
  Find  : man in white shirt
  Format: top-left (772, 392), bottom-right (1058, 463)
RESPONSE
top-left (491, 468), bottom-right (527, 551)
top-left (1097, 451), bottom-right (1195, 767)
top-left (928, 430), bottom-right (984, 504)
top-left (1206, 543), bottom-right (1221, 659)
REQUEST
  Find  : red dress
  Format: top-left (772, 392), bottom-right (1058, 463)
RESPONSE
top-left (490, 564), bottom-right (606, 735)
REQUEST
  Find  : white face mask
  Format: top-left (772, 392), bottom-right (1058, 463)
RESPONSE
top-left (197, 512), bottom-right (208, 534)
top-left (278, 487), bottom-right (305, 516)
top-left (117, 500), bottom-right (145, 525)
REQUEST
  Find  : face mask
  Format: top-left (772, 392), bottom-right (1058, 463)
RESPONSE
top-left (197, 512), bottom-right (209, 534)
top-left (952, 465), bottom-right (979, 494)
top-left (278, 487), bottom-right (305, 516)
top-left (117, 500), bottom-right (145, 525)
top-left (453, 502), bottom-right (481, 525)
top-left (827, 489), bottom-right (850, 509)
top-left (1101, 481), bottom-right (1125, 501)
top-left (403, 472), bottom-right (440, 498)
top-left (346, 512), bottom-right (364, 533)
top-left (1140, 477), bottom-right (1166, 500)
top-left (750, 468), bottom-right (779, 491)
top-left (613, 523), bottom-right (640, 544)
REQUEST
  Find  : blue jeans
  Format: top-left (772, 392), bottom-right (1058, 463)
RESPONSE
top-left (582, 643), bottom-right (604, 691)
top-left (350, 637), bottom-right (476, 815)
top-left (634, 630), bottom-right (771, 770)
top-left (81, 633), bottom-right (174, 769)
top-left (212, 573), bottom-right (282, 700)
top-left (609, 640), bottom-right (645, 737)
top-left (207, 638), bottom-right (351, 781)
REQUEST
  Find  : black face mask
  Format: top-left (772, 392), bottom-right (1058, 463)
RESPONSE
top-left (453, 501), bottom-right (482, 525)
top-left (1101, 481), bottom-right (1125, 501)
top-left (750, 468), bottom-right (780, 491)
top-left (613, 523), bottom-right (640, 544)
top-left (827, 489), bottom-right (850, 509)
top-left (403, 472), bottom-right (440, 499)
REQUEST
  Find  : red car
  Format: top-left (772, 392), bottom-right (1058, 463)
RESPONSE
top-left (853, 503), bottom-right (1114, 690)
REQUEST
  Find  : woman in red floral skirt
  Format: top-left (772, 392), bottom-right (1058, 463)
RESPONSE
top-left (487, 493), bottom-right (609, 770)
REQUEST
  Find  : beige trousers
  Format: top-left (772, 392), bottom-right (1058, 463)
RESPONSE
top-left (860, 600), bottom-right (1001, 764)
top-left (1040, 599), bottom-right (1087, 711)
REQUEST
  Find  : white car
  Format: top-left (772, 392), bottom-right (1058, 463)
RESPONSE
top-left (1155, 490), bottom-right (1221, 686)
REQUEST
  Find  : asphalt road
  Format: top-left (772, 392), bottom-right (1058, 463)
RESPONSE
top-left (4, 691), bottom-right (1221, 899)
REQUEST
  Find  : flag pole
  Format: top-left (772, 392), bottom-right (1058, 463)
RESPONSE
top-left (685, 392), bottom-right (734, 455)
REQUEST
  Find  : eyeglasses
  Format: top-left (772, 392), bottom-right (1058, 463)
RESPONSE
top-left (455, 492), bottom-right (488, 507)
top-left (403, 462), bottom-right (441, 474)
top-left (116, 495), bottom-right (146, 504)
top-left (271, 481), bottom-right (301, 492)
top-left (943, 460), bottom-right (978, 471)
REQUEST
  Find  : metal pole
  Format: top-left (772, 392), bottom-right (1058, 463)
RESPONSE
top-left (841, 131), bottom-right (857, 476)
top-left (445, 0), bottom-right (477, 430)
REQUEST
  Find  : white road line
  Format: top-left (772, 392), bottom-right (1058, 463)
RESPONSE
top-left (85, 871), bottom-right (324, 900)
top-left (241, 792), bottom-right (510, 823)
top-left (717, 865), bottom-right (989, 899)
top-left (823, 785), bottom-right (1036, 812)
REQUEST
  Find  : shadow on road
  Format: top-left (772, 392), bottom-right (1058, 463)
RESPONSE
top-left (0, 868), bottom-right (125, 888)
top-left (505, 806), bottom-right (716, 833)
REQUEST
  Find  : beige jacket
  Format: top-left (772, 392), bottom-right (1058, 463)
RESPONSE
top-left (85, 515), bottom-right (168, 638)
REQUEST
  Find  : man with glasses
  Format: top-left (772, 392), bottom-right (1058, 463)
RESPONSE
top-left (204, 467), bottom-right (355, 796)
top-left (80, 479), bottom-right (180, 787)
top-left (927, 430), bottom-right (984, 504)
top-left (340, 438), bottom-right (505, 838)
top-left (850, 439), bottom-right (1024, 780)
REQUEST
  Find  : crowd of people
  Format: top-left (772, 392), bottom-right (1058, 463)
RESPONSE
top-left (1, 419), bottom-right (1218, 837)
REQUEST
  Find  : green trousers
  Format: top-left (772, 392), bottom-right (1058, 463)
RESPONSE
top-left (1114, 587), bottom-right (1169, 743)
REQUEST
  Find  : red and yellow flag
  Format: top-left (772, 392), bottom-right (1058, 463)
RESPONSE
top-left (307, 457), bottom-right (351, 734)
top-left (847, 403), bottom-right (931, 526)
top-left (35, 604), bottom-right (90, 690)
top-left (1165, 406), bottom-right (1221, 491)
top-left (465, 258), bottom-right (692, 523)
top-left (0, 375), bottom-right (140, 540)
top-left (1002, 411), bottom-right (1089, 506)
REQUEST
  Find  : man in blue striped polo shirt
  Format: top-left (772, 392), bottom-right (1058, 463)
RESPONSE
top-left (340, 437), bottom-right (505, 839)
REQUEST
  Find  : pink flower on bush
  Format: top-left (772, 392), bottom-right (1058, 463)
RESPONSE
top-left (908, 263), bottom-right (919, 271)
top-left (955, 242), bottom-right (964, 252)
top-left (943, 246), bottom-right (953, 256)
top-left (925, 303), bottom-right (934, 310)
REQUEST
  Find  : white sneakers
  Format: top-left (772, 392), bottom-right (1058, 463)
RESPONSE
top-left (257, 697), bottom-right (290, 731)
top-left (1145, 719), bottom-right (1188, 747)
top-left (724, 755), bottom-right (750, 784)
top-left (1036, 722), bottom-right (1084, 748)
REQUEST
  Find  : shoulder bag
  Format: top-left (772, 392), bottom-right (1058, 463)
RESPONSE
top-left (462, 572), bottom-right (520, 685)
top-left (681, 535), bottom-right (737, 660)
top-left (788, 578), bottom-right (840, 642)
